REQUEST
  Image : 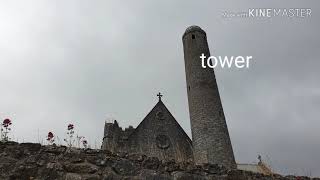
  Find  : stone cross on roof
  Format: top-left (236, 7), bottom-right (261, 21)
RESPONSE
top-left (157, 92), bottom-right (163, 101)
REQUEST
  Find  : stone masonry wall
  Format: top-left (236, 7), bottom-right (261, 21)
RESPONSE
top-left (0, 141), bottom-right (318, 180)
top-left (182, 26), bottom-right (236, 168)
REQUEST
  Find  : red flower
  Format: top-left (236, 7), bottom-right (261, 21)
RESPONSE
top-left (3, 119), bottom-right (12, 128)
top-left (67, 124), bottom-right (74, 130)
top-left (46, 131), bottom-right (55, 144)
top-left (47, 132), bottom-right (55, 141)
top-left (47, 132), bottom-right (54, 138)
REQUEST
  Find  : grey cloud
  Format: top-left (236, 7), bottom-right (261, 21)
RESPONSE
top-left (0, 0), bottom-right (319, 177)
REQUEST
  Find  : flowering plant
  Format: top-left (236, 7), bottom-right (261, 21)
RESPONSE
top-left (64, 123), bottom-right (75, 147)
top-left (82, 139), bottom-right (88, 149)
top-left (46, 131), bottom-right (55, 145)
top-left (76, 135), bottom-right (88, 149)
top-left (76, 135), bottom-right (84, 148)
top-left (1, 119), bottom-right (12, 142)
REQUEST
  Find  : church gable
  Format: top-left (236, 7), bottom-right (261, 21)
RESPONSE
top-left (127, 98), bottom-right (193, 162)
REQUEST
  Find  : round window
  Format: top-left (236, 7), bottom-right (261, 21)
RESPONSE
top-left (156, 135), bottom-right (170, 149)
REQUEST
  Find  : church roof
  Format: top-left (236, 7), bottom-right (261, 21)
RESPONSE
top-left (128, 98), bottom-right (192, 145)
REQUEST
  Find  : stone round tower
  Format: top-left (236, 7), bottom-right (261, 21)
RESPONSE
top-left (182, 25), bottom-right (236, 169)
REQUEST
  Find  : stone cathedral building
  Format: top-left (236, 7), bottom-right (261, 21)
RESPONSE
top-left (101, 26), bottom-right (236, 169)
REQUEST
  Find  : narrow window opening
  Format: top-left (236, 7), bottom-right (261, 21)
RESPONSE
top-left (191, 34), bottom-right (195, 39)
top-left (188, 85), bottom-right (191, 91)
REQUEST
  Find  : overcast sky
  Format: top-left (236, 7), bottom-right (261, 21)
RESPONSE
top-left (0, 0), bottom-right (319, 177)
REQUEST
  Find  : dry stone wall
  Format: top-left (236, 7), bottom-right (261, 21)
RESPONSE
top-left (0, 141), bottom-right (318, 180)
